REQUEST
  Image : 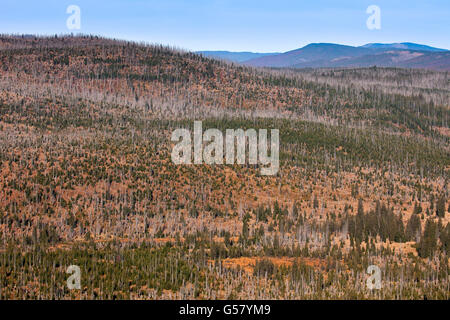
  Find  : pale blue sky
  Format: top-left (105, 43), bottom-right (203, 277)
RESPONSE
top-left (0, 0), bottom-right (448, 52)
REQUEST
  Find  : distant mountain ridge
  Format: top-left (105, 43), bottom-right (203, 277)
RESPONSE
top-left (200, 42), bottom-right (450, 71)
top-left (196, 51), bottom-right (279, 62)
top-left (361, 42), bottom-right (448, 52)
top-left (245, 43), bottom-right (375, 68)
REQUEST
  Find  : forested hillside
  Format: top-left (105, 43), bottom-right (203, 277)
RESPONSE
top-left (0, 35), bottom-right (448, 299)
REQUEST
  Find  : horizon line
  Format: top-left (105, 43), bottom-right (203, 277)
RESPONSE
top-left (1, 32), bottom-right (449, 53)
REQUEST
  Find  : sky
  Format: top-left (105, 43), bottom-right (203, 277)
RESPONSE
top-left (0, 0), bottom-right (449, 52)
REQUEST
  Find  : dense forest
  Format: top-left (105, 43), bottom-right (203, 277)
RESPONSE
top-left (0, 35), bottom-right (448, 299)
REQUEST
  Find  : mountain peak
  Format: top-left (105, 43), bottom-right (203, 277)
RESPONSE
top-left (301, 43), bottom-right (355, 49)
top-left (361, 42), bottom-right (447, 52)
